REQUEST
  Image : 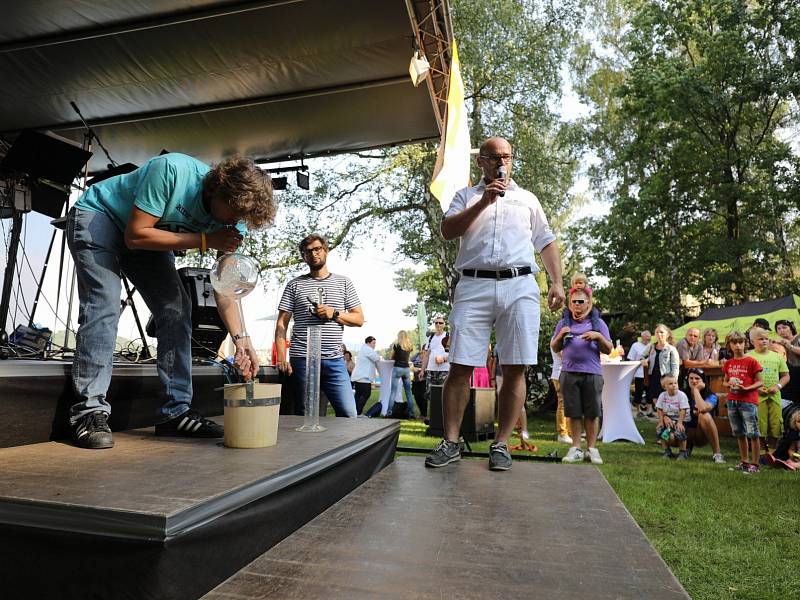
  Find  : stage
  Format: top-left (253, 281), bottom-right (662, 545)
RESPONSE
top-left (205, 457), bottom-right (690, 600)
top-left (0, 415), bottom-right (400, 600)
top-left (0, 359), bottom-right (281, 448)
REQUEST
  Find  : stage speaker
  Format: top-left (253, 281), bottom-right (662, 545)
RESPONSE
top-left (427, 385), bottom-right (496, 442)
top-left (178, 267), bottom-right (227, 358)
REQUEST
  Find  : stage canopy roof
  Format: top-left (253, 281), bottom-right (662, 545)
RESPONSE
top-left (0, 0), bottom-right (452, 172)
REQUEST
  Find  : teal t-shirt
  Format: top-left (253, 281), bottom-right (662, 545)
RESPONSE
top-left (75, 153), bottom-right (245, 235)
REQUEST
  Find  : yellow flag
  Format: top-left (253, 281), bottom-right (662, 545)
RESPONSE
top-left (429, 40), bottom-right (471, 212)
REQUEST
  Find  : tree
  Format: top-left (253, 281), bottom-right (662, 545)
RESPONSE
top-left (184, 1), bottom-right (584, 351)
top-left (573, 0), bottom-right (800, 323)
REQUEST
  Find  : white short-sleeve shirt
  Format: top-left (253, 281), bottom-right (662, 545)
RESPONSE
top-left (444, 178), bottom-right (556, 271)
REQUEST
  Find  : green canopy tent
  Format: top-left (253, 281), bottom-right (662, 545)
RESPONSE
top-left (672, 295), bottom-right (800, 342)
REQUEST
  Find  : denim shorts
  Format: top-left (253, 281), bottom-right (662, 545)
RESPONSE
top-left (727, 400), bottom-right (760, 439)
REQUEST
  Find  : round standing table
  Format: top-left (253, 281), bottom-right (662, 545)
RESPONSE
top-left (599, 360), bottom-right (645, 444)
top-left (376, 359), bottom-right (396, 416)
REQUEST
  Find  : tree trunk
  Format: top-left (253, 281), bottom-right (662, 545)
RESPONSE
top-left (723, 165), bottom-right (745, 302)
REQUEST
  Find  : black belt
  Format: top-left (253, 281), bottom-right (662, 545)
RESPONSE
top-left (461, 266), bottom-right (532, 279)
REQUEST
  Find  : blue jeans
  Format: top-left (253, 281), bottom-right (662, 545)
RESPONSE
top-left (290, 356), bottom-right (356, 417)
top-left (66, 208), bottom-right (194, 424)
top-left (389, 366), bottom-right (415, 417)
top-left (726, 400), bottom-right (760, 438)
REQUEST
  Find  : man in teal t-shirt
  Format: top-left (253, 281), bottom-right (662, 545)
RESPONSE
top-left (67, 153), bottom-right (275, 449)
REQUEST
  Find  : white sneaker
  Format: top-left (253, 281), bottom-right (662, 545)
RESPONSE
top-left (586, 447), bottom-right (603, 465)
top-left (557, 434), bottom-right (573, 444)
top-left (562, 447), bottom-right (584, 463)
top-left (712, 453), bottom-right (726, 464)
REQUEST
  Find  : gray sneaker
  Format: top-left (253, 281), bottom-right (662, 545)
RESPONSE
top-left (425, 439), bottom-right (461, 468)
top-left (488, 441), bottom-right (512, 471)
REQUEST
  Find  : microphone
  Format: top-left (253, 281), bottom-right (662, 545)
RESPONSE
top-left (497, 165), bottom-right (507, 197)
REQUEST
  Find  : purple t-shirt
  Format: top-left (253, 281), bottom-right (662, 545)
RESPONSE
top-left (553, 316), bottom-right (610, 376)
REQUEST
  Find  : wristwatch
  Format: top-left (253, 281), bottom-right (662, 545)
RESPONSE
top-left (232, 333), bottom-right (250, 342)
top-left (331, 310), bottom-right (340, 322)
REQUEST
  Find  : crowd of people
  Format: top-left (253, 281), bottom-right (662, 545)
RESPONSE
top-left (618, 318), bottom-right (800, 472)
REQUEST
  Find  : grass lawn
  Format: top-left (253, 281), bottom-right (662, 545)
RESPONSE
top-left (361, 394), bottom-right (800, 600)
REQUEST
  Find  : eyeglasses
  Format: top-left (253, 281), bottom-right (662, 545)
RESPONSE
top-left (479, 154), bottom-right (513, 163)
top-left (303, 246), bottom-right (326, 255)
top-left (571, 299), bottom-right (586, 305)
top-left (434, 321), bottom-right (445, 325)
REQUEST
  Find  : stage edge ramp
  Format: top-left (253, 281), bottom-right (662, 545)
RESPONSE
top-left (204, 457), bottom-right (690, 600)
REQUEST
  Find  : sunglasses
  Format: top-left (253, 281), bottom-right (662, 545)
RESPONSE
top-left (434, 322), bottom-right (445, 325)
top-left (571, 299), bottom-right (586, 305)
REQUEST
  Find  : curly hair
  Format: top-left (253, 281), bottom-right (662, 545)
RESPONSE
top-left (203, 156), bottom-right (275, 229)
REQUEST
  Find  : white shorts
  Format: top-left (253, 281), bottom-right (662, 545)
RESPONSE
top-left (448, 274), bottom-right (540, 367)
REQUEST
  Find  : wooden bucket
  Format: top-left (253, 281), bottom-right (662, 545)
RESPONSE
top-left (223, 383), bottom-right (281, 448)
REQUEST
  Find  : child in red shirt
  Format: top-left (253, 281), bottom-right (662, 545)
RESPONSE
top-left (722, 331), bottom-right (763, 473)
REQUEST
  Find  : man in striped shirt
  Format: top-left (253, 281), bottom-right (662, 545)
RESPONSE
top-left (274, 234), bottom-right (363, 417)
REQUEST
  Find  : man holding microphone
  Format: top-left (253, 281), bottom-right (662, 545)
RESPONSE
top-left (425, 137), bottom-right (564, 471)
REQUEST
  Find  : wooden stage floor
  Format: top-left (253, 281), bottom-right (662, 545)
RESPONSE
top-left (0, 415), bottom-right (398, 541)
top-left (205, 457), bottom-right (690, 600)
top-left (0, 416), bottom-right (399, 600)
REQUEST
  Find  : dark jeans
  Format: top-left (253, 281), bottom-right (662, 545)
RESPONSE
top-left (353, 381), bottom-right (372, 415)
top-left (631, 377), bottom-right (646, 406)
top-left (413, 378), bottom-right (427, 417)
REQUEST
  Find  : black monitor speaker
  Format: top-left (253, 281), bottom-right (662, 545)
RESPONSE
top-left (1, 129), bottom-right (92, 218)
top-left (178, 267), bottom-right (228, 359)
top-left (136, 268), bottom-right (230, 359)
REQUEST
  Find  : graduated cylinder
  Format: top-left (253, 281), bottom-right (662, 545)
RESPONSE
top-left (223, 383), bottom-right (281, 448)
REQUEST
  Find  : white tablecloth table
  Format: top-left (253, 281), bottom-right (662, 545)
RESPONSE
top-left (599, 361), bottom-right (645, 444)
top-left (376, 359), bottom-right (396, 416)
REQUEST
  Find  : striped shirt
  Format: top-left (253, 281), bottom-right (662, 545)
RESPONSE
top-left (278, 273), bottom-right (361, 359)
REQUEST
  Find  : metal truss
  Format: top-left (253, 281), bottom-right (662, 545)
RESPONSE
top-left (405, 1), bottom-right (454, 134)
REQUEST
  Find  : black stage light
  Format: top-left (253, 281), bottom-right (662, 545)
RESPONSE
top-left (297, 170), bottom-right (309, 190)
top-left (271, 176), bottom-right (287, 190)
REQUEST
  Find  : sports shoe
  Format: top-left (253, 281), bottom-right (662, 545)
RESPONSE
top-left (557, 434), bottom-right (573, 444)
top-left (712, 453), bottom-right (726, 464)
top-left (745, 463), bottom-right (760, 474)
top-left (676, 450), bottom-right (689, 461)
top-left (424, 439), bottom-right (461, 468)
top-left (73, 411), bottom-right (114, 449)
top-left (562, 447), bottom-right (584, 463)
top-left (661, 449), bottom-right (674, 459)
top-left (586, 447), bottom-right (603, 465)
top-left (155, 410), bottom-right (223, 438)
top-left (488, 441), bottom-right (512, 471)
